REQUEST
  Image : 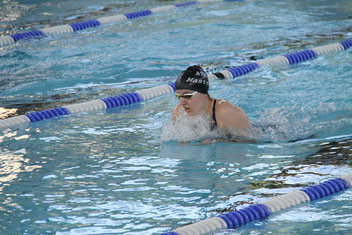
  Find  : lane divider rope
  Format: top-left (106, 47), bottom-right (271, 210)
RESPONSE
top-left (0, 0), bottom-right (243, 47)
top-left (160, 173), bottom-right (352, 235)
top-left (0, 40), bottom-right (351, 129)
top-left (0, 84), bottom-right (175, 129)
top-left (208, 39), bottom-right (352, 79)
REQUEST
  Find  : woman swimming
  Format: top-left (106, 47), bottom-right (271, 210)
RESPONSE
top-left (171, 65), bottom-right (252, 141)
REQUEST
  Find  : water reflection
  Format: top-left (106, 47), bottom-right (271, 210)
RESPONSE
top-left (0, 139), bottom-right (42, 215)
top-left (0, 130), bottom-right (41, 189)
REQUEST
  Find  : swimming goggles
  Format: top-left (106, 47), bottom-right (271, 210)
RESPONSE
top-left (175, 91), bottom-right (197, 100)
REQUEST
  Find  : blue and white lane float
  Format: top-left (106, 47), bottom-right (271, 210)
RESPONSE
top-left (208, 39), bottom-right (352, 79)
top-left (0, 39), bottom-right (351, 130)
top-left (160, 173), bottom-right (352, 235)
top-left (0, 83), bottom-right (175, 129)
top-left (0, 0), bottom-right (243, 47)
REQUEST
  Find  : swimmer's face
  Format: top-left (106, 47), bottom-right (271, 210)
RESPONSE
top-left (175, 89), bottom-right (206, 116)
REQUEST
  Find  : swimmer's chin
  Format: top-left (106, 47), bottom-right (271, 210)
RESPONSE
top-left (181, 107), bottom-right (194, 115)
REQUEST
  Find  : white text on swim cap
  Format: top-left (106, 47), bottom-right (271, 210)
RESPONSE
top-left (195, 71), bottom-right (207, 77)
top-left (185, 77), bottom-right (209, 85)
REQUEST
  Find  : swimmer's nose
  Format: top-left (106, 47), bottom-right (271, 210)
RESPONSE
top-left (179, 97), bottom-right (188, 105)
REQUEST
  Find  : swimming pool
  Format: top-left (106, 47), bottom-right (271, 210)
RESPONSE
top-left (1, 0), bottom-right (351, 234)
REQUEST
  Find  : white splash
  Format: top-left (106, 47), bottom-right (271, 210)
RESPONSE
top-left (161, 110), bottom-right (220, 142)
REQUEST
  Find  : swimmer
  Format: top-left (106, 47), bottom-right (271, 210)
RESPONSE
top-left (172, 65), bottom-right (253, 140)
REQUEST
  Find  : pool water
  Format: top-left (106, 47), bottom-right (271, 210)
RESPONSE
top-left (0, 0), bottom-right (352, 234)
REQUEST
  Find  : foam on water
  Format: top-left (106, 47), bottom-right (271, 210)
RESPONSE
top-left (252, 102), bottom-right (352, 142)
top-left (161, 109), bottom-right (221, 142)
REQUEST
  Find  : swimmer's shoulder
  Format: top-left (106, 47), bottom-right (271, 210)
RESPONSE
top-left (216, 99), bottom-right (246, 117)
top-left (215, 99), bottom-right (251, 129)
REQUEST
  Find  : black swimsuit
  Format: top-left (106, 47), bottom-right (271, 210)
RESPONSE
top-left (210, 99), bottom-right (218, 131)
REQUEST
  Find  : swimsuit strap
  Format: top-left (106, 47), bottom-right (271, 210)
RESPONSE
top-left (211, 99), bottom-right (217, 130)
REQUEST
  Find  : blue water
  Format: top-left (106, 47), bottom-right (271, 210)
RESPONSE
top-left (1, 0), bottom-right (352, 234)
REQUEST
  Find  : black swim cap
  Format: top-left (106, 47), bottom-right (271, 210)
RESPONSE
top-left (175, 65), bottom-right (209, 94)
